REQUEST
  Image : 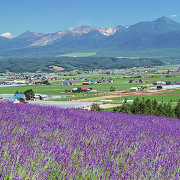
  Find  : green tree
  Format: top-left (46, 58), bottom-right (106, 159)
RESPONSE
top-left (139, 98), bottom-right (145, 114)
top-left (174, 100), bottom-right (180, 118)
top-left (110, 86), bottom-right (116, 92)
top-left (144, 99), bottom-right (153, 115)
top-left (131, 98), bottom-right (140, 114)
top-left (24, 89), bottom-right (34, 100)
top-left (152, 99), bottom-right (158, 114)
top-left (90, 103), bottom-right (103, 111)
top-left (155, 103), bottom-right (164, 116)
top-left (163, 102), bottom-right (174, 118)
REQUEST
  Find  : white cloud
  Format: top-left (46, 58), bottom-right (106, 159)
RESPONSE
top-left (0, 32), bottom-right (12, 38)
top-left (171, 14), bottom-right (177, 18)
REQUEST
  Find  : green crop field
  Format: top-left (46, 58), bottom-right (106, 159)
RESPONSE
top-left (162, 89), bottom-right (180, 94)
top-left (56, 52), bottom-right (96, 57)
top-left (0, 64), bottom-right (179, 106)
top-left (0, 79), bottom-right (135, 95)
top-left (104, 94), bottom-right (180, 104)
top-left (0, 85), bottom-right (65, 95)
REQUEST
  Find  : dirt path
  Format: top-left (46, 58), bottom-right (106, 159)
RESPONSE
top-left (84, 103), bottom-right (121, 110)
top-left (99, 104), bottom-right (121, 109)
top-left (77, 95), bottom-right (121, 102)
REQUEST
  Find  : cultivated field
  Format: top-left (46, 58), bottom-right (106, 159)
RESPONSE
top-left (0, 103), bottom-right (179, 179)
top-left (0, 66), bottom-right (180, 109)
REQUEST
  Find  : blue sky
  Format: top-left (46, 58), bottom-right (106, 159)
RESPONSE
top-left (1, 0), bottom-right (180, 37)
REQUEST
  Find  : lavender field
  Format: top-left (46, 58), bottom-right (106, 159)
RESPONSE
top-left (0, 103), bottom-right (179, 179)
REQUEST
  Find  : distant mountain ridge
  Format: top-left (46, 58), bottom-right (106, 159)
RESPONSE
top-left (1, 16), bottom-right (180, 57)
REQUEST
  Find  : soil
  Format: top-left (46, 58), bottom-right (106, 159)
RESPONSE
top-left (83, 103), bottom-right (121, 110)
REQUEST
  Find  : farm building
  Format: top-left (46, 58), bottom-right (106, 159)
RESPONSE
top-left (152, 81), bottom-right (166, 85)
top-left (9, 98), bottom-right (20, 103)
top-left (72, 88), bottom-right (78, 92)
top-left (82, 82), bottom-right (90, 85)
top-left (65, 89), bottom-right (72, 92)
top-left (81, 88), bottom-right (89, 92)
top-left (108, 79), bottom-right (114, 83)
top-left (14, 94), bottom-right (25, 99)
top-left (34, 94), bottom-right (48, 100)
top-left (129, 79), bottom-right (135, 83)
top-left (89, 81), bottom-right (96, 85)
top-left (130, 87), bottom-right (142, 91)
top-left (62, 82), bottom-right (73, 85)
top-left (162, 85), bottom-right (180, 89)
top-left (139, 79), bottom-right (146, 83)
top-left (8, 93), bottom-right (25, 103)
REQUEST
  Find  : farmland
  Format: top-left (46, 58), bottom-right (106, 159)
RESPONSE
top-left (106, 94), bottom-right (180, 103)
top-left (0, 64), bottom-right (180, 111)
top-left (56, 52), bottom-right (96, 57)
top-left (0, 71), bottom-right (180, 105)
top-left (0, 103), bottom-right (179, 179)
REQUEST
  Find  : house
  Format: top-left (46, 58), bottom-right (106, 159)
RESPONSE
top-left (69, 82), bottom-right (73, 85)
top-left (78, 78), bottom-right (85, 81)
top-left (62, 82), bottom-right (69, 85)
top-left (62, 82), bottom-right (73, 85)
top-left (34, 94), bottom-right (48, 100)
top-left (108, 79), bottom-right (114, 83)
top-left (139, 79), bottom-right (146, 83)
top-left (89, 81), bottom-right (96, 85)
top-left (129, 79), bottom-right (135, 83)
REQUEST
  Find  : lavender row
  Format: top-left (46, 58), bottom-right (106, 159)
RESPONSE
top-left (0, 103), bottom-right (179, 179)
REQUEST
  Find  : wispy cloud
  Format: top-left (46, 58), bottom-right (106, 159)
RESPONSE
top-left (171, 14), bottom-right (177, 18)
top-left (0, 32), bottom-right (12, 38)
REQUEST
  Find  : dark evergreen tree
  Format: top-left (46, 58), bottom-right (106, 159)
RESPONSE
top-left (174, 100), bottom-right (180, 119)
top-left (119, 103), bottom-right (132, 113)
top-left (164, 102), bottom-right (174, 118)
top-left (152, 99), bottom-right (158, 114)
top-left (131, 98), bottom-right (140, 114)
top-left (139, 98), bottom-right (145, 114)
top-left (110, 86), bottom-right (116, 91)
top-left (145, 99), bottom-right (152, 115)
top-left (155, 103), bottom-right (164, 116)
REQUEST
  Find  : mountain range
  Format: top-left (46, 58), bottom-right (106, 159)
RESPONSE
top-left (1, 16), bottom-right (180, 57)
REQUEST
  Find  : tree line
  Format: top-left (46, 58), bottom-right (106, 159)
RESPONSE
top-left (113, 98), bottom-right (180, 119)
top-left (0, 57), bottom-right (165, 73)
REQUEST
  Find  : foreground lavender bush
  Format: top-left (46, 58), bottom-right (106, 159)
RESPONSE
top-left (0, 103), bottom-right (179, 179)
